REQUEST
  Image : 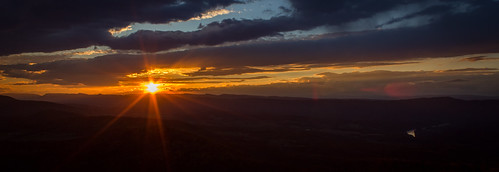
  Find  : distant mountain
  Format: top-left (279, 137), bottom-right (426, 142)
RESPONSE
top-left (0, 94), bottom-right (16, 102)
top-left (1, 93), bottom-right (43, 100)
top-left (0, 95), bottom-right (80, 116)
top-left (4, 93), bottom-right (498, 105)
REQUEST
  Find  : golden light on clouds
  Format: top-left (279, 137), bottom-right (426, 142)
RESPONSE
top-left (1, 54), bottom-right (498, 96)
top-left (189, 9), bottom-right (234, 20)
top-left (125, 68), bottom-right (201, 93)
top-left (73, 49), bottom-right (115, 56)
top-left (24, 70), bottom-right (47, 74)
top-left (108, 25), bottom-right (133, 36)
top-left (126, 68), bottom-right (199, 79)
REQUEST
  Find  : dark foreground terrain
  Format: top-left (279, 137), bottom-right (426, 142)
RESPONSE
top-left (1, 94), bottom-right (499, 171)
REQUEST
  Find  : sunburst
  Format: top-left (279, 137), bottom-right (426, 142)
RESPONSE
top-left (145, 82), bottom-right (160, 93)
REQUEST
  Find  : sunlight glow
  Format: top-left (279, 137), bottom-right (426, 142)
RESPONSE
top-left (108, 25), bottom-right (132, 36)
top-left (126, 68), bottom-right (199, 78)
top-left (145, 82), bottom-right (160, 93)
top-left (188, 9), bottom-right (234, 21)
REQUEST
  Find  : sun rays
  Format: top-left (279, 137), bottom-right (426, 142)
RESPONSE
top-left (66, 81), bottom-right (169, 167)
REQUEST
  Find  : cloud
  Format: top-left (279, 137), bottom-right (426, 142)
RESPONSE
top-left (165, 76), bottom-right (270, 81)
top-left (0, 54), bottom-right (70, 65)
top-left (1, 21), bottom-right (498, 86)
top-left (185, 66), bottom-right (309, 76)
top-left (460, 56), bottom-right (499, 62)
top-left (0, 55), bottom-right (281, 86)
top-left (0, 0), bottom-right (240, 55)
top-left (183, 70), bottom-right (499, 98)
top-left (441, 68), bottom-right (497, 72)
top-left (1, 0), bottom-right (499, 88)
top-left (0, 57), bottom-right (146, 86)
top-left (11, 81), bottom-right (37, 85)
top-left (122, 75), bottom-right (270, 84)
top-left (188, 8), bottom-right (234, 20)
top-left (3, 0), bottom-right (494, 55)
top-left (105, 0), bottom-right (473, 53)
top-left (108, 25), bottom-right (133, 36)
top-left (182, 62), bottom-right (419, 76)
top-left (325, 61), bottom-right (420, 69)
top-left (461, 56), bottom-right (487, 62)
top-left (99, 2), bottom-right (499, 69)
top-left (104, 17), bottom-right (290, 52)
top-left (278, 6), bottom-right (292, 14)
top-left (138, 14), bottom-right (499, 67)
top-left (0, 87), bottom-right (10, 93)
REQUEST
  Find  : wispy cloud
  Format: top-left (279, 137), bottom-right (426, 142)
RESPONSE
top-left (189, 9), bottom-right (234, 21)
top-left (184, 69), bottom-right (499, 99)
top-left (108, 25), bottom-right (133, 36)
top-left (460, 56), bottom-right (499, 62)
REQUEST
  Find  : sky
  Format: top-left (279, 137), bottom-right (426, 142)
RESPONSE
top-left (0, 0), bottom-right (499, 99)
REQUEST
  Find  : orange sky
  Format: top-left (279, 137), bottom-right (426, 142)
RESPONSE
top-left (1, 53), bottom-right (498, 98)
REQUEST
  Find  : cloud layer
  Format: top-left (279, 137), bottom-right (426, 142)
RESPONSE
top-left (1, 0), bottom-right (499, 97)
top-left (184, 69), bottom-right (499, 99)
top-left (0, 0), bottom-right (239, 55)
top-left (2, 0), bottom-right (498, 56)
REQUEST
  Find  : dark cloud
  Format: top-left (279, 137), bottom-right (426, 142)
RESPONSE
top-left (105, 18), bottom-right (289, 52)
top-left (1, 0), bottom-right (499, 88)
top-left (460, 56), bottom-right (499, 62)
top-left (2, 7), bottom-right (499, 86)
top-left (0, 0), bottom-right (240, 55)
top-left (461, 56), bottom-right (486, 62)
top-left (446, 79), bottom-right (467, 83)
top-left (0, 57), bottom-right (146, 86)
top-left (325, 62), bottom-right (420, 68)
top-left (185, 66), bottom-right (308, 76)
top-left (105, 0), bottom-right (458, 52)
top-left (0, 54), bottom-right (70, 65)
top-left (443, 68), bottom-right (497, 72)
top-left (375, 4), bottom-right (454, 29)
top-left (262, 9), bottom-right (274, 14)
top-left (100, 1), bottom-right (499, 68)
top-left (197, 23), bottom-right (205, 29)
top-left (4, 0), bottom-right (491, 55)
top-left (278, 6), bottom-right (292, 14)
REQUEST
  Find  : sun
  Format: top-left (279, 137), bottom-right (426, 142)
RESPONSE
top-left (145, 82), bottom-right (160, 93)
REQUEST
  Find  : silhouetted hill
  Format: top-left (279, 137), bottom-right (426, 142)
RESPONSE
top-left (0, 95), bottom-right (81, 116)
top-left (1, 94), bottom-right (498, 171)
top-left (0, 95), bottom-right (16, 104)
